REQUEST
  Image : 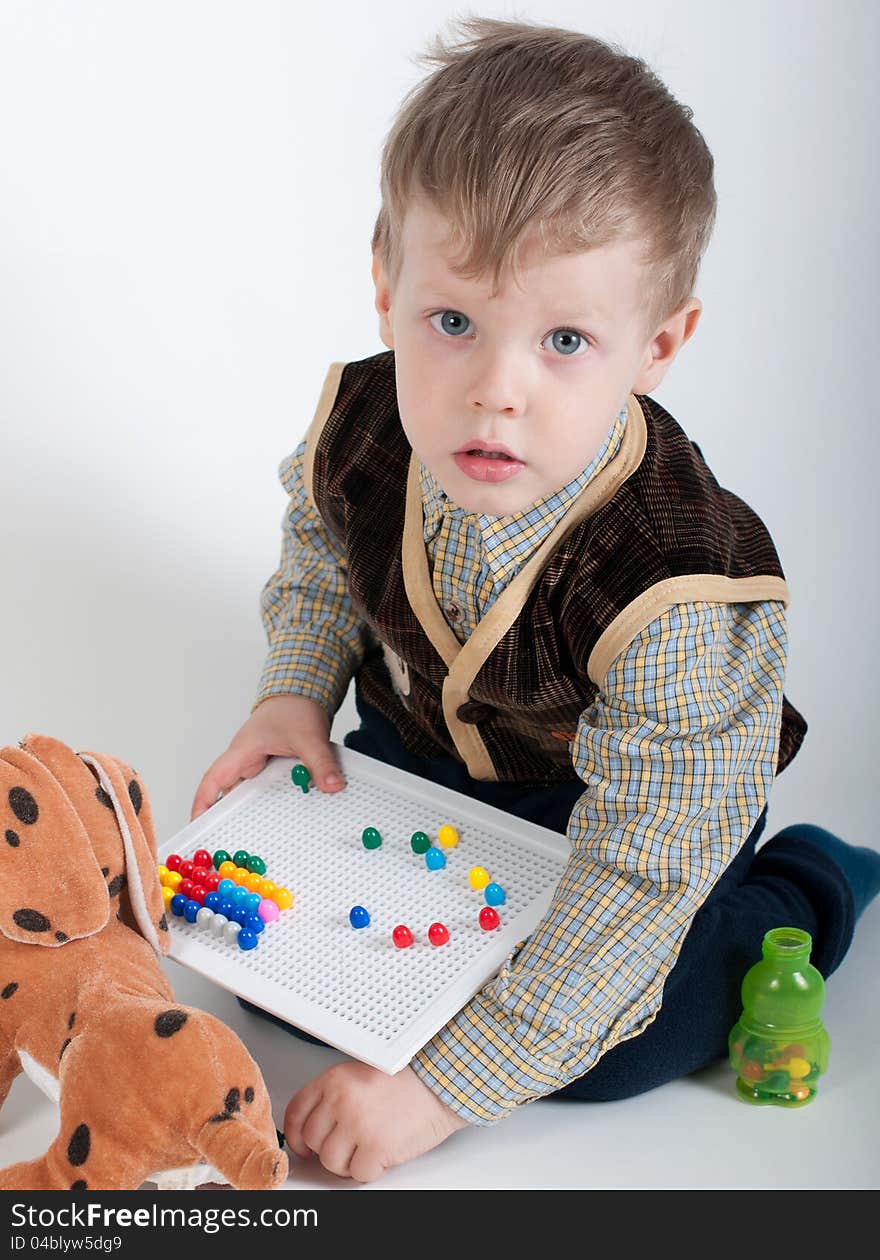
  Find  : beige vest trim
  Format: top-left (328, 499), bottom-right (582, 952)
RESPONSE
top-left (402, 394), bottom-right (649, 780)
top-left (587, 574), bottom-right (791, 686)
top-left (303, 361), bottom-right (346, 514)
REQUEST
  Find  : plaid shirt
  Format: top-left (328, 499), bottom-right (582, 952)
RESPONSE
top-left (257, 407), bottom-right (786, 1123)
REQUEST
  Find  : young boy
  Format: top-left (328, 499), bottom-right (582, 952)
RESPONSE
top-left (191, 17), bottom-right (880, 1182)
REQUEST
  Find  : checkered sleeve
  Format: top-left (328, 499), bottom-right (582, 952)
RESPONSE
top-left (409, 599), bottom-right (788, 1124)
top-left (254, 440), bottom-right (371, 716)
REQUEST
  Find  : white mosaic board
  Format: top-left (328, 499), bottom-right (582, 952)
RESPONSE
top-left (158, 747), bottom-right (570, 1074)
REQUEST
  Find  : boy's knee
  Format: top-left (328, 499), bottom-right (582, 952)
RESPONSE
top-left (770, 823), bottom-right (840, 848)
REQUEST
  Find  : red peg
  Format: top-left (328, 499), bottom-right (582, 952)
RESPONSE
top-left (203, 872), bottom-right (221, 893)
top-left (165, 854), bottom-right (183, 873)
top-left (191, 866), bottom-right (211, 887)
top-left (392, 924), bottom-right (414, 949)
top-left (479, 906), bottom-right (500, 932)
top-left (428, 922), bottom-right (450, 947)
top-left (179, 860), bottom-right (195, 880)
top-left (193, 849), bottom-right (212, 869)
top-left (178, 879), bottom-right (196, 900)
top-left (189, 885), bottom-right (208, 906)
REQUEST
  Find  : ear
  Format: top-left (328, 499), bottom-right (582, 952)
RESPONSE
top-left (371, 247), bottom-right (395, 350)
top-left (630, 298), bottom-right (703, 395)
top-left (0, 738), bottom-right (110, 946)
top-left (77, 750), bottom-right (170, 955)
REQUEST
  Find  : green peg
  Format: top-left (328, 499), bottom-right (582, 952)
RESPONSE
top-left (291, 764), bottom-right (311, 794)
top-left (362, 827), bottom-right (382, 850)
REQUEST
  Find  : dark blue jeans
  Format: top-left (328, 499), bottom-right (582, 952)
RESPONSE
top-left (243, 679), bottom-right (855, 1102)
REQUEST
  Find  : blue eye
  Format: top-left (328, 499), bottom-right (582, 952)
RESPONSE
top-left (429, 310), bottom-right (471, 336)
top-left (428, 310), bottom-right (588, 354)
top-left (543, 329), bottom-right (586, 356)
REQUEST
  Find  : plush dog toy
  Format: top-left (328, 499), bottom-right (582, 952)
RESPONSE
top-left (0, 734), bottom-right (289, 1191)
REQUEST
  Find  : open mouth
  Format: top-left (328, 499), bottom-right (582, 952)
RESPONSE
top-left (453, 448), bottom-right (526, 483)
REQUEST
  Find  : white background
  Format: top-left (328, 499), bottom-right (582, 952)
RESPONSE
top-left (1, 1), bottom-right (877, 1190)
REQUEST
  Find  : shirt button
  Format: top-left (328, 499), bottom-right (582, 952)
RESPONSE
top-left (445, 603), bottom-right (462, 623)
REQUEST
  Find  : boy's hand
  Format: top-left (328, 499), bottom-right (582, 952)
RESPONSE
top-left (284, 1061), bottom-right (470, 1183)
top-left (190, 694), bottom-right (345, 819)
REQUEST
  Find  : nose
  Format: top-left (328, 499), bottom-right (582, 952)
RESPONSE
top-left (465, 348), bottom-right (526, 418)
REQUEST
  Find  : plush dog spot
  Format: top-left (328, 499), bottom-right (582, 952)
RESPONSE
top-left (59, 1038), bottom-right (71, 1060)
top-left (128, 780), bottom-right (143, 814)
top-left (67, 1124), bottom-right (91, 1167)
top-left (95, 787), bottom-right (114, 810)
top-left (158, 914), bottom-right (168, 932)
top-left (244, 1087), bottom-right (255, 1104)
top-left (107, 874), bottom-right (126, 898)
top-left (208, 1086), bottom-right (243, 1124)
top-left (55, 931), bottom-right (69, 943)
top-left (13, 909), bottom-right (50, 933)
top-left (70, 1180), bottom-right (88, 1191)
top-left (276, 1128), bottom-right (285, 1148)
top-left (1, 982), bottom-right (18, 1000)
top-left (101, 867), bottom-right (109, 877)
top-left (8, 787), bottom-right (38, 825)
top-left (68, 1011), bottom-right (76, 1029)
top-left (154, 1009), bottom-right (188, 1038)
top-left (5, 830), bottom-right (19, 847)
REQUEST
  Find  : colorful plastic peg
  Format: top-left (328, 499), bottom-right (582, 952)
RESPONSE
top-left (469, 866), bottom-right (490, 891)
top-left (258, 899), bottom-right (280, 925)
top-left (428, 922), bottom-right (450, 947)
top-left (291, 764), bottom-right (311, 793)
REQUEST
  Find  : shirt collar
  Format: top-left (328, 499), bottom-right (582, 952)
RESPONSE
top-left (420, 402), bottom-right (629, 585)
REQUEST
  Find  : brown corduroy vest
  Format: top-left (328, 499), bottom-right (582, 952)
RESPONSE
top-left (304, 350), bottom-right (806, 784)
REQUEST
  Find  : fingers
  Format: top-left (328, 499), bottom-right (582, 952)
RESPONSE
top-left (285, 1089), bottom-right (360, 1179)
top-left (315, 1128), bottom-right (358, 1180)
top-left (284, 1084), bottom-right (323, 1159)
top-left (297, 741), bottom-right (346, 794)
top-left (348, 1145), bottom-right (386, 1184)
top-left (190, 749), bottom-right (268, 820)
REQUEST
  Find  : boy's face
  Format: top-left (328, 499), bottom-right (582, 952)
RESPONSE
top-left (373, 199), bottom-right (701, 516)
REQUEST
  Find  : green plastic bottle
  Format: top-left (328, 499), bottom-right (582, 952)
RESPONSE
top-left (728, 926), bottom-right (830, 1107)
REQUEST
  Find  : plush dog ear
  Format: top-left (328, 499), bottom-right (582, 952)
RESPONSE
top-left (76, 749), bottom-right (170, 955)
top-left (0, 739), bottom-right (110, 946)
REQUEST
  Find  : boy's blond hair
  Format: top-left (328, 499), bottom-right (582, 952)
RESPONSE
top-left (372, 15), bottom-right (717, 339)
